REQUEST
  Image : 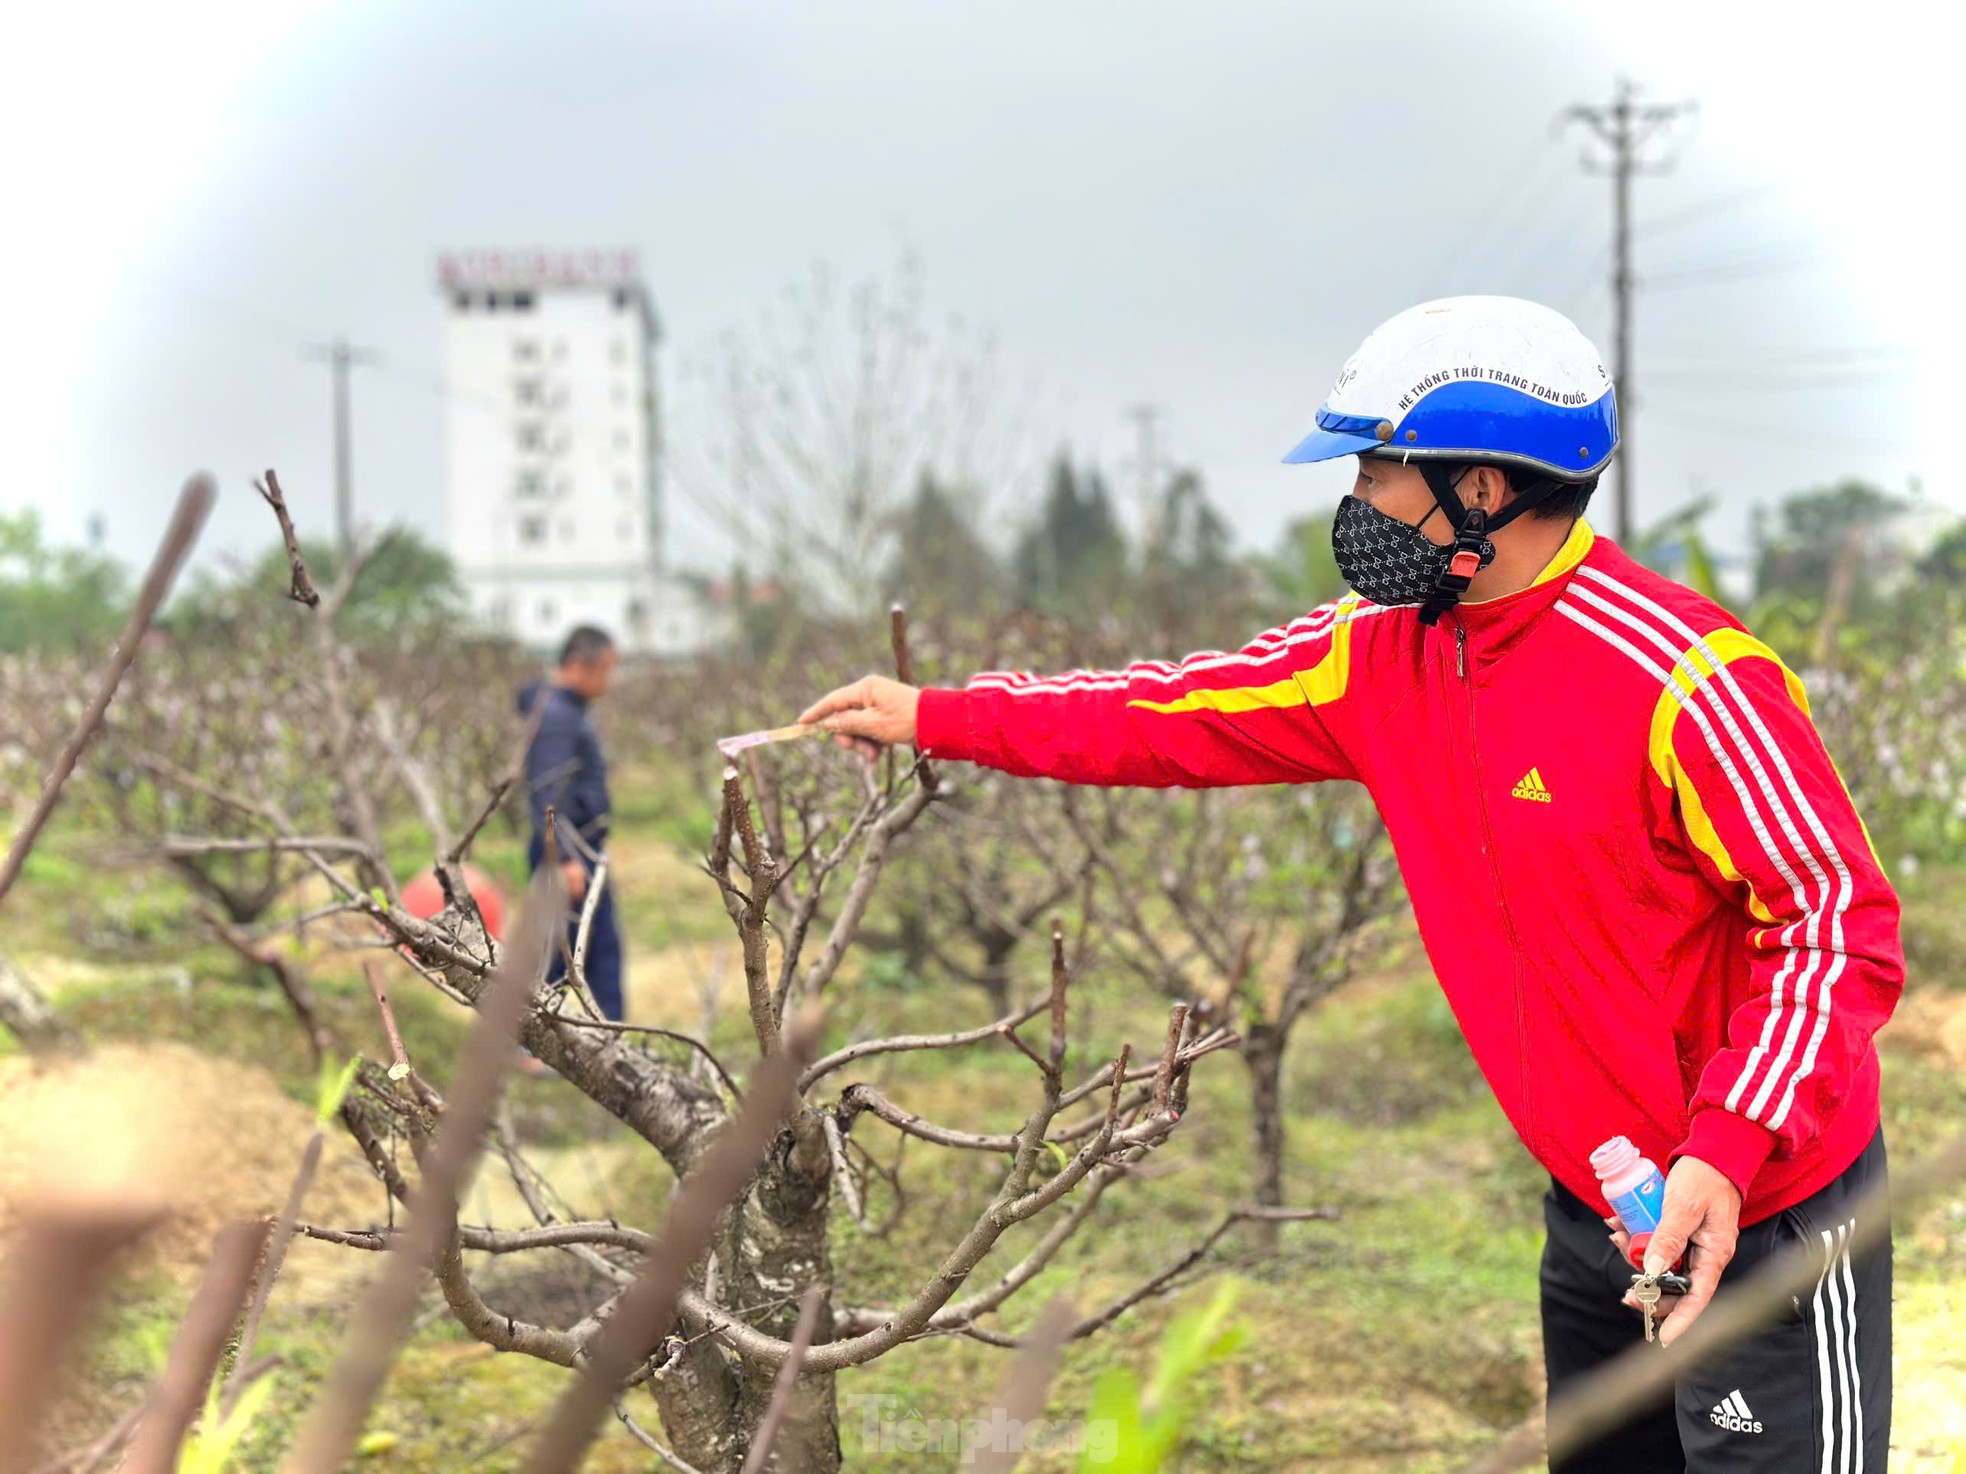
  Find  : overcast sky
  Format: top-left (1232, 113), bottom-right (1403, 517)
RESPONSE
top-left (3, 0), bottom-right (1956, 587)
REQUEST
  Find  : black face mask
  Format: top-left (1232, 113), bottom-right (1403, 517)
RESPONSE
top-left (1332, 494), bottom-right (1495, 610)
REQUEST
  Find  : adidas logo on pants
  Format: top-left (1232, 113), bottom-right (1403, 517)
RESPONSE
top-left (1709, 1390), bottom-right (1762, 1434)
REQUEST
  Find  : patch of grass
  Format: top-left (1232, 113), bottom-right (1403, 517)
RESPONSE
top-left (1293, 975), bottom-right (1488, 1126)
top-left (1881, 1039), bottom-right (1966, 1131)
top-left (57, 965), bottom-right (472, 1109)
top-left (1899, 865), bottom-right (1966, 990)
top-left (36, 1270), bottom-right (182, 1457)
top-left (12, 831), bottom-right (209, 962)
top-left (21, 848), bottom-right (83, 887)
top-left (609, 758), bottom-right (719, 855)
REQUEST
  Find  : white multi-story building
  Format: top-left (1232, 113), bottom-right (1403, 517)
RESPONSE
top-left (437, 248), bottom-right (712, 656)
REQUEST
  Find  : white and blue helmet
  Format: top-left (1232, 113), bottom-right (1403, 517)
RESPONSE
top-left (1283, 296), bottom-right (1618, 482)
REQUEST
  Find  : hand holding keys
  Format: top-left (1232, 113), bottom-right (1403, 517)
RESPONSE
top-left (1629, 1270), bottom-right (1692, 1342)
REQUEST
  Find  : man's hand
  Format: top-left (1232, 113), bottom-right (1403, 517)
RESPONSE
top-left (1631, 1156), bottom-right (1742, 1346)
top-left (562, 860), bottom-right (588, 905)
top-left (796, 676), bottom-right (921, 760)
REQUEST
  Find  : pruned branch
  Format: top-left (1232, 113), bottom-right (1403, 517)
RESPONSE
top-left (1066, 1202), bottom-right (1335, 1341)
top-left (569, 856), bottom-right (611, 993)
top-left (124, 1219), bottom-right (270, 1474)
top-left (152, 835), bottom-right (375, 858)
top-left (0, 474), bottom-right (214, 910)
top-left (714, 767), bottom-right (782, 1056)
top-left (821, 1111), bottom-right (864, 1225)
top-left (297, 1220), bottom-right (653, 1258)
top-left (797, 781), bottom-right (936, 1001)
top-left (614, 1405), bottom-right (707, 1474)
top-left (433, 1232), bottom-right (594, 1368)
top-left (737, 1282), bottom-right (827, 1474)
top-left (798, 994), bottom-right (1049, 1092)
top-left (254, 470), bottom-right (319, 608)
top-left (361, 960), bottom-right (413, 1082)
top-left (0, 1199), bottom-right (164, 1474)
top-left (284, 863), bottom-right (562, 1474)
top-left (373, 698), bottom-right (456, 858)
top-left (1152, 1003), bottom-right (1189, 1114)
top-left (671, 1041), bottom-right (1162, 1375)
top-left (836, 1128), bottom-right (1142, 1339)
top-left (449, 689), bottom-right (550, 867)
top-left (221, 1132), bottom-right (326, 1420)
top-left (1047, 918), bottom-right (1069, 1075)
top-left (890, 603), bottom-right (938, 796)
top-left (970, 1296), bottom-right (1076, 1474)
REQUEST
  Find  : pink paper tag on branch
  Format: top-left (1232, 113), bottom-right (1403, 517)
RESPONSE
top-left (715, 723), bottom-right (822, 759)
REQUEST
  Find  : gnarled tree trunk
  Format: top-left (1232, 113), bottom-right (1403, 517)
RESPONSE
top-left (1241, 1021), bottom-right (1287, 1258)
top-left (640, 1110), bottom-right (842, 1473)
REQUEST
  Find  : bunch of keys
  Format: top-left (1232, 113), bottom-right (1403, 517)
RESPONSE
top-left (1630, 1269), bottom-right (1693, 1342)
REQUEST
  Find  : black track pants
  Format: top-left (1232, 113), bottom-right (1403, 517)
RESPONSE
top-left (1540, 1129), bottom-right (1890, 1472)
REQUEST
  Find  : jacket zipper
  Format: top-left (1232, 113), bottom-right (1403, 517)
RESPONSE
top-left (1455, 618), bottom-right (1538, 1153)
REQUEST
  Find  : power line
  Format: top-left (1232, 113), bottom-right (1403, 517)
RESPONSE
top-left (1645, 368), bottom-right (1910, 392)
top-left (1632, 180), bottom-right (1791, 240)
top-left (1646, 410), bottom-right (1905, 455)
top-left (1642, 254), bottom-right (1833, 290)
top-left (1561, 78), bottom-right (1698, 541)
top-left (1549, 242), bottom-right (1612, 323)
top-left (1638, 341), bottom-right (1912, 367)
top-left (1428, 139), bottom-right (1579, 295)
top-left (1504, 188), bottom-right (1615, 315)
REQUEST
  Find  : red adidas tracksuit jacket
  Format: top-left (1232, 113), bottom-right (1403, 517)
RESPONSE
top-left (916, 521), bottom-right (1903, 1226)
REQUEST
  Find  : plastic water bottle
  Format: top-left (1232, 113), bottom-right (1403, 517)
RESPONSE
top-left (1591, 1136), bottom-right (1668, 1269)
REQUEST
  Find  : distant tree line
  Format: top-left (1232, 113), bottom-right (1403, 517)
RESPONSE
top-left (6, 469), bottom-right (1961, 667)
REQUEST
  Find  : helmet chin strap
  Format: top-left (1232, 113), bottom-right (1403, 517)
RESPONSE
top-left (1414, 463), bottom-right (1561, 625)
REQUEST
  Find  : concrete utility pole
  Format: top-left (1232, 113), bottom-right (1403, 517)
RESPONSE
top-left (1563, 80), bottom-right (1696, 542)
top-left (303, 338), bottom-right (379, 562)
top-left (1124, 403), bottom-right (1165, 552)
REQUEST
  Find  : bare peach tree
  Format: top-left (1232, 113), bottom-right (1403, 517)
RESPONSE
top-left (90, 623), bottom-right (343, 924)
top-left (870, 770), bottom-right (1093, 1021)
top-left (672, 255), bottom-right (1048, 619)
top-left (1058, 778), bottom-right (1406, 1253)
top-left (877, 606), bottom-right (1409, 1256)
top-left (125, 475), bottom-right (1267, 1471)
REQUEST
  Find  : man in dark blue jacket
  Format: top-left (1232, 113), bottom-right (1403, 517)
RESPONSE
top-left (519, 626), bottom-right (624, 1021)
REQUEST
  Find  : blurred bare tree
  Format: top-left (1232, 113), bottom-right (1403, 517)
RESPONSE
top-left (1063, 780), bottom-right (1405, 1254)
top-left (879, 770), bottom-right (1093, 1019)
top-left (674, 255), bottom-right (1047, 618)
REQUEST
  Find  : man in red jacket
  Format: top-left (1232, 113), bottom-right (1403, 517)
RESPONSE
top-left (799, 297), bottom-right (1898, 1472)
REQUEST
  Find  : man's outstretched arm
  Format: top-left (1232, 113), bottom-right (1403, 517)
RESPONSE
top-left (799, 597), bottom-right (1376, 788)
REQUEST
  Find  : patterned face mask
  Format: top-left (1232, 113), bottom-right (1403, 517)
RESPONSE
top-left (1330, 494), bottom-right (1495, 608)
